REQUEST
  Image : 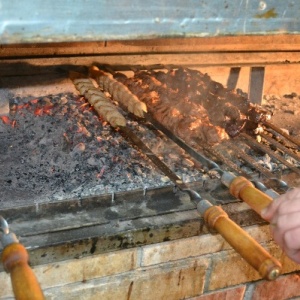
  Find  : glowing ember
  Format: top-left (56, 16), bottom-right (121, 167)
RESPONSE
top-left (0, 115), bottom-right (11, 125)
top-left (0, 92), bottom-right (203, 207)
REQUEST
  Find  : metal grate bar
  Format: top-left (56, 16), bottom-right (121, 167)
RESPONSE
top-left (240, 133), bottom-right (300, 176)
top-left (201, 143), bottom-right (249, 177)
top-left (225, 142), bottom-right (275, 178)
top-left (260, 132), bottom-right (300, 162)
top-left (263, 121), bottom-right (300, 149)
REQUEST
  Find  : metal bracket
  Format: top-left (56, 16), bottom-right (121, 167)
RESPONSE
top-left (249, 67), bottom-right (265, 105)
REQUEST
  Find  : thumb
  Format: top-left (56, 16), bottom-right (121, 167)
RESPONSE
top-left (261, 192), bottom-right (284, 221)
top-left (260, 204), bottom-right (274, 221)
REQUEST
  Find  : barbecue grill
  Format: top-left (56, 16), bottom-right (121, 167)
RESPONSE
top-left (1, 1), bottom-right (300, 299)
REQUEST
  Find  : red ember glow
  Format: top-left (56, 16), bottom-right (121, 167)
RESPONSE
top-left (0, 115), bottom-right (11, 125)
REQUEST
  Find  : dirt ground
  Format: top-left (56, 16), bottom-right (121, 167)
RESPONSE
top-left (262, 93), bottom-right (300, 138)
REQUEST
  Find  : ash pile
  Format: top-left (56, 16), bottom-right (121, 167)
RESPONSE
top-left (0, 92), bottom-right (203, 208)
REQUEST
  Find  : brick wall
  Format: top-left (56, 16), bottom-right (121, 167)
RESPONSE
top-left (1, 223), bottom-right (300, 299)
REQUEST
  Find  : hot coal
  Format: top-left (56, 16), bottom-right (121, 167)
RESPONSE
top-left (0, 92), bottom-right (204, 208)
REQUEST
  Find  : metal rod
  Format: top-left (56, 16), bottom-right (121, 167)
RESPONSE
top-left (148, 112), bottom-right (252, 177)
top-left (260, 132), bottom-right (300, 162)
top-left (240, 133), bottom-right (300, 176)
top-left (208, 143), bottom-right (250, 177)
top-left (145, 113), bottom-right (222, 172)
top-left (119, 126), bottom-right (186, 189)
top-left (227, 142), bottom-right (275, 178)
top-left (263, 120), bottom-right (300, 149)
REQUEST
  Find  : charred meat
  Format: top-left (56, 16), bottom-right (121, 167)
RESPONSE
top-left (112, 67), bottom-right (268, 145)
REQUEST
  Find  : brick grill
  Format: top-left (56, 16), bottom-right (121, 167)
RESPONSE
top-left (0, 36), bottom-right (300, 299)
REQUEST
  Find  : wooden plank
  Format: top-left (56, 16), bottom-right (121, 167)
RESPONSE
top-left (1, 35), bottom-right (300, 58)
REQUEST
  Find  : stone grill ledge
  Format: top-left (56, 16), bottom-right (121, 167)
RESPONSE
top-left (1, 190), bottom-right (299, 299)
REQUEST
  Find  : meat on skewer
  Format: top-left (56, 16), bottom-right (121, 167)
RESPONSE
top-left (89, 66), bottom-right (147, 118)
top-left (70, 73), bottom-right (126, 128)
top-left (114, 67), bottom-right (270, 145)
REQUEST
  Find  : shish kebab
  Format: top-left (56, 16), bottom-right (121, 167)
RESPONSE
top-left (70, 71), bottom-right (281, 280)
top-left (88, 66), bottom-right (284, 216)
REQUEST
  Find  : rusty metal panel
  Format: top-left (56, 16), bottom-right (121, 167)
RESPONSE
top-left (0, 0), bottom-right (299, 44)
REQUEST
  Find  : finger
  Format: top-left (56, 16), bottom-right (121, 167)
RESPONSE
top-left (275, 189), bottom-right (300, 216)
top-left (284, 227), bottom-right (300, 251)
top-left (262, 188), bottom-right (300, 221)
top-left (277, 211), bottom-right (300, 233)
top-left (261, 195), bottom-right (285, 221)
top-left (271, 211), bottom-right (300, 250)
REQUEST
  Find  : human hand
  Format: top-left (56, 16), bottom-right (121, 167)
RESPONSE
top-left (261, 188), bottom-right (300, 263)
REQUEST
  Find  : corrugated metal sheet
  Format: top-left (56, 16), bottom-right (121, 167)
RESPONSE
top-left (0, 0), bottom-right (299, 44)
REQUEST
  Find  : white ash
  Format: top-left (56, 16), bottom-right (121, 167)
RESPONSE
top-left (238, 144), bottom-right (300, 175)
top-left (0, 93), bottom-right (203, 208)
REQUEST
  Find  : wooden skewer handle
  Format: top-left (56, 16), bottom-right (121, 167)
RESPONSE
top-left (1, 243), bottom-right (45, 300)
top-left (202, 203), bottom-right (281, 280)
top-left (228, 176), bottom-right (273, 215)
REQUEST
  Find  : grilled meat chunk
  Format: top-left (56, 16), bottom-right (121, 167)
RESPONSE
top-left (114, 67), bottom-right (258, 145)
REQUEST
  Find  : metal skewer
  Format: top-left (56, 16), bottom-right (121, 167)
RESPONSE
top-left (117, 125), bottom-right (281, 280)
